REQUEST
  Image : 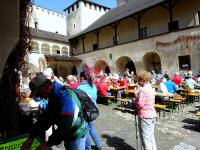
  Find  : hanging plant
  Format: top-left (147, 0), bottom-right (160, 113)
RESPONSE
top-left (0, 0), bottom-right (32, 137)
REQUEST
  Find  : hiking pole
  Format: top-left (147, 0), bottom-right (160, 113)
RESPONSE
top-left (134, 112), bottom-right (139, 150)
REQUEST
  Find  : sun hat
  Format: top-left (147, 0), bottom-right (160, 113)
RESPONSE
top-left (175, 72), bottom-right (179, 76)
top-left (29, 73), bottom-right (47, 97)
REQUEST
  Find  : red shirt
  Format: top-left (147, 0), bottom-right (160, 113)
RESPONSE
top-left (172, 75), bottom-right (182, 86)
top-left (95, 82), bottom-right (109, 96)
top-left (119, 79), bottom-right (129, 90)
top-left (69, 83), bottom-right (78, 89)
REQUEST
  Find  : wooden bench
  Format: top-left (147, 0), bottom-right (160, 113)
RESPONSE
top-left (117, 98), bottom-right (129, 110)
top-left (154, 104), bottom-right (167, 117)
top-left (188, 93), bottom-right (200, 103)
top-left (98, 95), bottom-right (116, 105)
top-left (173, 97), bottom-right (186, 108)
top-left (104, 95), bottom-right (116, 105)
top-left (169, 99), bottom-right (182, 112)
top-left (196, 111), bottom-right (200, 117)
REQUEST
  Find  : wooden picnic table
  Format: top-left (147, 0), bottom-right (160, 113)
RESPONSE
top-left (110, 86), bottom-right (125, 91)
top-left (126, 89), bottom-right (138, 94)
top-left (155, 92), bottom-right (175, 113)
top-left (128, 84), bottom-right (138, 89)
top-left (152, 84), bottom-right (159, 89)
top-left (155, 93), bottom-right (174, 98)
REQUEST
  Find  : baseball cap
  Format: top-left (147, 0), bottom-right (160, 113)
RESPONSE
top-left (29, 73), bottom-right (47, 97)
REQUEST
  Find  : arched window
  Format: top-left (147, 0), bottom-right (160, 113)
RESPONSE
top-left (41, 43), bottom-right (50, 55)
top-left (62, 46), bottom-right (68, 56)
top-left (52, 45), bottom-right (60, 55)
top-left (31, 41), bottom-right (39, 53)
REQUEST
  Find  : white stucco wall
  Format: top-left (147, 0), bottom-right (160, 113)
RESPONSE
top-left (0, 0), bottom-right (20, 78)
top-left (30, 5), bottom-right (67, 35)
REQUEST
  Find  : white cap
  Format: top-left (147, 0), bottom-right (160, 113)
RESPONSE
top-left (175, 72), bottom-right (179, 76)
top-left (43, 68), bottom-right (54, 79)
top-left (188, 71), bottom-right (193, 75)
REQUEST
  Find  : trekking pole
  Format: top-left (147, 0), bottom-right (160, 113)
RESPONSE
top-left (134, 112), bottom-right (139, 150)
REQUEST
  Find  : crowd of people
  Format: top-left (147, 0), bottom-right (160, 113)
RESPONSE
top-left (17, 67), bottom-right (200, 150)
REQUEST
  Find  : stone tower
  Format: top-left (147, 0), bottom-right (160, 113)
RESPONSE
top-left (64, 0), bottom-right (110, 37)
top-left (117, 0), bottom-right (130, 6)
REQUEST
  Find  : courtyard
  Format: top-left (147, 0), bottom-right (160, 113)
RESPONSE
top-left (52, 101), bottom-right (200, 150)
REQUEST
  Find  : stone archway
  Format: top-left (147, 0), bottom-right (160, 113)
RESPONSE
top-left (143, 52), bottom-right (161, 73)
top-left (94, 60), bottom-right (110, 75)
top-left (31, 41), bottom-right (39, 53)
top-left (116, 56), bottom-right (136, 75)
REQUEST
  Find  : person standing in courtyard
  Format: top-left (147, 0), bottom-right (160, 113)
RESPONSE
top-left (22, 73), bottom-right (88, 150)
top-left (134, 71), bottom-right (157, 150)
top-left (78, 71), bottom-right (102, 150)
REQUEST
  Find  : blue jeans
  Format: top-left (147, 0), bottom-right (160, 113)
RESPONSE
top-left (64, 134), bottom-right (86, 150)
top-left (85, 121), bottom-right (102, 150)
top-left (138, 117), bottom-right (157, 150)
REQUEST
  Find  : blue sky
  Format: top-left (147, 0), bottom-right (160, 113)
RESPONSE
top-left (33, 0), bottom-right (117, 13)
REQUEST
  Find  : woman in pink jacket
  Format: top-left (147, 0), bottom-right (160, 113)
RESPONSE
top-left (134, 71), bottom-right (157, 150)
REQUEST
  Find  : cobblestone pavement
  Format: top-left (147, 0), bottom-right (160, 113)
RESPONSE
top-left (52, 102), bottom-right (200, 150)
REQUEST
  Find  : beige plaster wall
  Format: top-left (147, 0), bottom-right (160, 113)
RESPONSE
top-left (118, 17), bottom-right (138, 44)
top-left (99, 26), bottom-right (114, 48)
top-left (85, 32), bottom-right (96, 52)
top-left (141, 5), bottom-right (169, 36)
top-left (174, 0), bottom-right (200, 28)
top-left (74, 0), bottom-right (200, 53)
top-left (76, 27), bottom-right (200, 76)
top-left (0, 0), bottom-right (20, 77)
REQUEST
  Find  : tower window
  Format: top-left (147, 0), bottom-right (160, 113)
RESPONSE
top-left (73, 24), bottom-right (76, 29)
top-left (140, 27), bottom-right (149, 38)
top-left (34, 21), bottom-right (38, 29)
top-left (76, 3), bottom-right (79, 8)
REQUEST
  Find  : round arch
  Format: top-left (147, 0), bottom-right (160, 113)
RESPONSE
top-left (62, 46), bottom-right (68, 56)
top-left (116, 56), bottom-right (136, 75)
top-left (31, 41), bottom-right (39, 53)
top-left (143, 52), bottom-right (161, 73)
top-left (52, 45), bottom-right (60, 55)
top-left (94, 60), bottom-right (110, 75)
top-left (41, 43), bottom-right (50, 54)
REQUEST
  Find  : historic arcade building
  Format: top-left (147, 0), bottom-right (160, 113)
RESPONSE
top-left (68, 0), bottom-right (200, 76)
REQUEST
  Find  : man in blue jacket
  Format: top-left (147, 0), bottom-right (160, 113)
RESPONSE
top-left (22, 73), bottom-right (88, 150)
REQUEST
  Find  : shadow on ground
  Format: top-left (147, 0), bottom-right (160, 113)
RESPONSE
top-left (102, 134), bottom-right (136, 150)
top-left (194, 105), bottom-right (200, 109)
top-left (187, 110), bottom-right (197, 114)
top-left (182, 118), bottom-right (200, 132)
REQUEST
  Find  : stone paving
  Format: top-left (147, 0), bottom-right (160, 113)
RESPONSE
top-left (52, 102), bottom-right (200, 150)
